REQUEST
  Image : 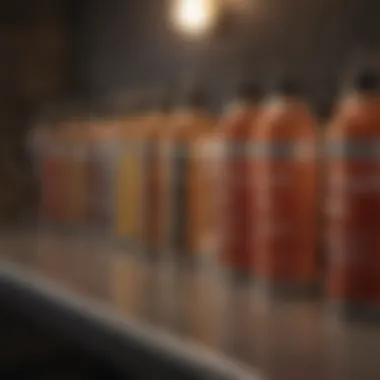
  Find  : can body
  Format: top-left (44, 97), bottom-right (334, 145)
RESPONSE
top-left (159, 140), bottom-right (191, 259)
top-left (217, 107), bottom-right (259, 277)
top-left (40, 146), bottom-right (65, 225)
top-left (116, 142), bottom-right (142, 247)
top-left (65, 143), bottom-right (88, 229)
top-left (187, 135), bottom-right (219, 261)
top-left (169, 142), bottom-right (191, 257)
top-left (219, 141), bottom-right (254, 275)
top-left (140, 138), bottom-right (161, 255)
top-left (326, 96), bottom-right (380, 306)
top-left (254, 100), bottom-right (318, 292)
top-left (87, 140), bottom-right (119, 233)
top-left (158, 114), bottom-right (215, 263)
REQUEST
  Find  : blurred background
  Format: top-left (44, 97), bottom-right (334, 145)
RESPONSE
top-left (0, 0), bottom-right (380, 219)
top-left (2, 1), bottom-right (380, 379)
top-left (3, 0), bottom-right (380, 223)
top-left (2, 0), bottom-right (380, 221)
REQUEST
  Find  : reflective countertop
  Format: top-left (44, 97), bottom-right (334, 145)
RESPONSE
top-left (1, 229), bottom-right (380, 380)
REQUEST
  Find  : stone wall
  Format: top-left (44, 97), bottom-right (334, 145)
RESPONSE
top-left (0, 0), bottom-right (69, 222)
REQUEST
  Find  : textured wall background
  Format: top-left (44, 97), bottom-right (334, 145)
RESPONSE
top-left (75, 0), bottom-right (380, 114)
top-left (2, 0), bottom-right (380, 221)
top-left (0, 0), bottom-right (70, 221)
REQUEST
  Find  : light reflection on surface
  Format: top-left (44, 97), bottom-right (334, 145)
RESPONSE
top-left (2, 229), bottom-right (380, 380)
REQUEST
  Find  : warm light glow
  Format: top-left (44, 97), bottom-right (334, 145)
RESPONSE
top-left (172, 0), bottom-right (218, 36)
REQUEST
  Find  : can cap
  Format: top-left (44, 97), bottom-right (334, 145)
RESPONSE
top-left (236, 82), bottom-right (262, 103)
top-left (352, 70), bottom-right (380, 92)
top-left (158, 88), bottom-right (175, 113)
top-left (274, 78), bottom-right (303, 97)
top-left (182, 85), bottom-right (208, 109)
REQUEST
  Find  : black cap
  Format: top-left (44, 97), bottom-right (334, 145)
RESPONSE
top-left (273, 78), bottom-right (303, 97)
top-left (157, 88), bottom-right (174, 113)
top-left (352, 70), bottom-right (380, 92)
top-left (236, 82), bottom-right (262, 103)
top-left (182, 85), bottom-right (208, 109)
top-left (133, 95), bottom-right (151, 113)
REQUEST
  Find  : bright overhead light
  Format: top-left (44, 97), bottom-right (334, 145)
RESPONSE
top-left (172, 0), bottom-right (219, 36)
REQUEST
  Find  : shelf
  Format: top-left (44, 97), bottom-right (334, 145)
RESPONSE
top-left (2, 230), bottom-right (380, 380)
top-left (0, 262), bottom-right (259, 380)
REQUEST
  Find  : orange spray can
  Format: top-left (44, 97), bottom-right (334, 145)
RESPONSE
top-left (40, 124), bottom-right (66, 226)
top-left (87, 119), bottom-right (121, 233)
top-left (62, 120), bottom-right (89, 229)
top-left (115, 111), bottom-right (144, 247)
top-left (158, 88), bottom-right (215, 264)
top-left (326, 71), bottom-right (380, 318)
top-left (254, 80), bottom-right (319, 296)
top-left (138, 96), bottom-right (173, 257)
top-left (216, 83), bottom-right (262, 279)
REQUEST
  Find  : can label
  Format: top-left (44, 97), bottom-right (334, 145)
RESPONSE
top-left (326, 139), bottom-right (380, 302)
top-left (40, 144), bottom-right (71, 224)
top-left (139, 140), bottom-right (159, 252)
top-left (168, 143), bottom-right (190, 257)
top-left (116, 143), bottom-right (142, 242)
top-left (65, 145), bottom-right (88, 226)
top-left (40, 150), bottom-right (65, 223)
top-left (88, 141), bottom-right (120, 230)
top-left (188, 138), bottom-right (220, 260)
top-left (218, 141), bottom-right (253, 272)
top-left (254, 140), bottom-right (317, 283)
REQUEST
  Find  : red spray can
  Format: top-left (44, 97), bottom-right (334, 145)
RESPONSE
top-left (254, 80), bottom-right (319, 296)
top-left (40, 125), bottom-right (66, 226)
top-left (217, 83), bottom-right (262, 279)
top-left (326, 70), bottom-right (380, 320)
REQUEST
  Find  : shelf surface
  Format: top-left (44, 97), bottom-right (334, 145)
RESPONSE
top-left (2, 229), bottom-right (380, 380)
top-left (0, 231), bottom-right (260, 380)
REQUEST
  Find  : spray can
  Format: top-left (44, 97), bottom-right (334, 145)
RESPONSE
top-left (160, 87), bottom-right (215, 264)
top-left (40, 124), bottom-right (66, 226)
top-left (63, 120), bottom-right (89, 231)
top-left (254, 79), bottom-right (319, 297)
top-left (326, 70), bottom-right (380, 320)
top-left (217, 83), bottom-right (262, 280)
top-left (115, 102), bottom-right (152, 249)
top-left (154, 87), bottom-right (216, 331)
top-left (139, 94), bottom-right (173, 258)
top-left (87, 118), bottom-right (121, 235)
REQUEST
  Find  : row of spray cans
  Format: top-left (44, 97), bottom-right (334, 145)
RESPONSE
top-left (216, 70), bottom-right (380, 320)
top-left (31, 69), bottom-right (380, 321)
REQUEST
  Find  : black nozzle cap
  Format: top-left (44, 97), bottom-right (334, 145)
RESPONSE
top-left (183, 86), bottom-right (208, 109)
top-left (273, 78), bottom-right (302, 97)
top-left (352, 70), bottom-right (380, 92)
top-left (158, 88), bottom-right (174, 113)
top-left (132, 96), bottom-right (150, 113)
top-left (237, 82), bottom-right (262, 103)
